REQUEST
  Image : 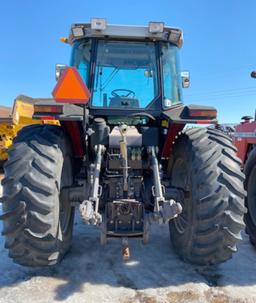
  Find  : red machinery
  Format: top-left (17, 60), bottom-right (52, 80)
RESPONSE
top-left (0, 20), bottom-right (247, 267)
top-left (233, 70), bottom-right (256, 246)
top-left (234, 115), bottom-right (256, 164)
top-left (234, 116), bottom-right (256, 247)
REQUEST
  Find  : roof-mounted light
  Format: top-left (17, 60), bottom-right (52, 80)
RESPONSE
top-left (91, 18), bottom-right (107, 30)
top-left (148, 22), bottom-right (164, 33)
top-left (168, 29), bottom-right (182, 44)
top-left (71, 25), bottom-right (84, 38)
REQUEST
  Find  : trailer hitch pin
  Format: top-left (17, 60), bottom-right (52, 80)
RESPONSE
top-left (122, 238), bottom-right (130, 261)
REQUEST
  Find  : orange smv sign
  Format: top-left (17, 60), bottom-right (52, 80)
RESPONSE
top-left (52, 67), bottom-right (91, 104)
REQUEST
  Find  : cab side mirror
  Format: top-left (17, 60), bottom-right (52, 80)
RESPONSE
top-left (144, 70), bottom-right (153, 78)
top-left (55, 64), bottom-right (67, 81)
top-left (181, 71), bottom-right (190, 88)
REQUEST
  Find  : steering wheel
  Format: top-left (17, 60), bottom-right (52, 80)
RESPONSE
top-left (111, 89), bottom-right (135, 98)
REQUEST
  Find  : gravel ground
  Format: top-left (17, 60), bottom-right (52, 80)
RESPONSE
top-left (0, 179), bottom-right (256, 303)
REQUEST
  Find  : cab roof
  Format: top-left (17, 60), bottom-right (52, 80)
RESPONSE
top-left (68, 20), bottom-right (183, 48)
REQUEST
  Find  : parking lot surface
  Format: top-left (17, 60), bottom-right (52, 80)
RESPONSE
top-left (0, 179), bottom-right (256, 303)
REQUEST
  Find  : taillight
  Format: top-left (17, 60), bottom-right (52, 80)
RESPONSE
top-left (34, 104), bottom-right (63, 114)
top-left (188, 109), bottom-right (217, 119)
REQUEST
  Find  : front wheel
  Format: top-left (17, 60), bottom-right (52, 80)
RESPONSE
top-left (168, 127), bottom-right (246, 265)
top-left (1, 124), bottom-right (74, 266)
top-left (244, 147), bottom-right (256, 247)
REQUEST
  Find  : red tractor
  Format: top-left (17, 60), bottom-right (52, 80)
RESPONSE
top-left (233, 71), bottom-right (256, 247)
top-left (0, 20), bottom-right (246, 267)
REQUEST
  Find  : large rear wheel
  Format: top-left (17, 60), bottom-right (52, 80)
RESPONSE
top-left (244, 147), bottom-right (256, 247)
top-left (168, 127), bottom-right (246, 265)
top-left (0, 124), bottom-right (74, 266)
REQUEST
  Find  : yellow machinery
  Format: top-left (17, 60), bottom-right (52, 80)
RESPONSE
top-left (0, 95), bottom-right (59, 165)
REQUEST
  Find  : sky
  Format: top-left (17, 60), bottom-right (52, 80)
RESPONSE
top-left (0, 0), bottom-right (255, 123)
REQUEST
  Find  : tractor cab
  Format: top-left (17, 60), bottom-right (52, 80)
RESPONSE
top-left (48, 20), bottom-right (218, 129)
top-left (66, 20), bottom-right (186, 120)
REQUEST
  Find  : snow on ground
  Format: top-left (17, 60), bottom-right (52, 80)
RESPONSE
top-left (0, 182), bottom-right (256, 303)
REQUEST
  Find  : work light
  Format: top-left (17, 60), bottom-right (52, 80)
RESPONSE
top-left (148, 22), bottom-right (164, 33)
top-left (91, 18), bottom-right (107, 30)
top-left (168, 29), bottom-right (182, 44)
top-left (71, 26), bottom-right (84, 38)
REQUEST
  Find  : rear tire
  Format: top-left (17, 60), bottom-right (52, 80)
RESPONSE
top-left (1, 124), bottom-right (74, 266)
top-left (168, 127), bottom-right (246, 265)
top-left (244, 147), bottom-right (256, 247)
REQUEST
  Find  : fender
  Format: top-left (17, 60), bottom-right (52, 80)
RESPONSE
top-left (161, 103), bottom-right (218, 157)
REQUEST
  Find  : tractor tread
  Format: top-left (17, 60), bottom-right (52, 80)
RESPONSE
top-left (244, 147), bottom-right (256, 247)
top-left (169, 127), bottom-right (246, 265)
top-left (1, 124), bottom-right (74, 267)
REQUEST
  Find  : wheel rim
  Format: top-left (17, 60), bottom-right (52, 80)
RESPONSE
top-left (171, 158), bottom-right (191, 234)
top-left (247, 166), bottom-right (256, 226)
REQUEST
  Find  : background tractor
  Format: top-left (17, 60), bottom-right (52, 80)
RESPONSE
top-left (0, 95), bottom-right (59, 167)
top-left (0, 19), bottom-right (246, 267)
top-left (233, 70), bottom-right (256, 247)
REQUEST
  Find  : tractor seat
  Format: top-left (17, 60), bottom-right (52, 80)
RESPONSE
top-left (109, 97), bottom-right (139, 108)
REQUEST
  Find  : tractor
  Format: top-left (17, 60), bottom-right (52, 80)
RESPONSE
top-left (233, 70), bottom-right (256, 247)
top-left (0, 19), bottom-right (246, 267)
